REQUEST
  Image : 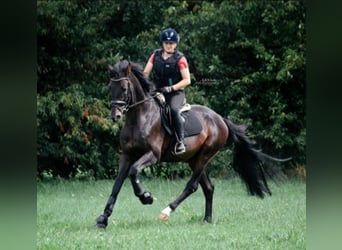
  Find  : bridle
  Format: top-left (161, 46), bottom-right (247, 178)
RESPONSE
top-left (110, 77), bottom-right (131, 113)
top-left (110, 76), bottom-right (157, 113)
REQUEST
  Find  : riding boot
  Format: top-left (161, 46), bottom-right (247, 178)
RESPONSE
top-left (173, 116), bottom-right (186, 154)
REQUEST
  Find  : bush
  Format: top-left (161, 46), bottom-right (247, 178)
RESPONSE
top-left (37, 1), bottom-right (306, 179)
top-left (37, 84), bottom-right (121, 179)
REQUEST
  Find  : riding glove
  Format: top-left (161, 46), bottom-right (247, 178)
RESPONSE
top-left (160, 86), bottom-right (174, 94)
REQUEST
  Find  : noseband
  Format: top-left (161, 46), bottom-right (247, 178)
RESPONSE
top-left (110, 76), bottom-right (157, 113)
top-left (110, 77), bottom-right (131, 112)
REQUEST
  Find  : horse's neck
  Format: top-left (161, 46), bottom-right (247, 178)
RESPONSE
top-left (132, 85), bottom-right (146, 103)
top-left (127, 82), bottom-right (158, 126)
top-left (126, 101), bottom-right (159, 127)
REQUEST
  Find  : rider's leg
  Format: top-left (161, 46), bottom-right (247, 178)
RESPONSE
top-left (173, 113), bottom-right (185, 154)
top-left (167, 91), bottom-right (186, 154)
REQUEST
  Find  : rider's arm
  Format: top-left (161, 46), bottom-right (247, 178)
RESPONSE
top-left (143, 53), bottom-right (154, 78)
top-left (173, 57), bottom-right (191, 91)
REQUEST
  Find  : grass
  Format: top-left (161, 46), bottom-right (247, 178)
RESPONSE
top-left (37, 177), bottom-right (306, 249)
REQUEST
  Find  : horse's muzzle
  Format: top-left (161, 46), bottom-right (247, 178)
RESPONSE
top-left (111, 109), bottom-right (123, 122)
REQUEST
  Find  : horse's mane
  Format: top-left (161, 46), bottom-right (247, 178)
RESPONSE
top-left (110, 60), bottom-right (155, 94)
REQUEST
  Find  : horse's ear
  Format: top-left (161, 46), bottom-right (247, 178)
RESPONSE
top-left (126, 62), bottom-right (132, 75)
top-left (108, 65), bottom-right (114, 71)
top-left (109, 64), bottom-right (118, 78)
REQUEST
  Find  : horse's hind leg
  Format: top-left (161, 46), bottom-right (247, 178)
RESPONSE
top-left (160, 171), bottom-right (215, 223)
top-left (159, 149), bottom-right (218, 222)
top-left (199, 171), bottom-right (214, 223)
top-left (159, 169), bottom-right (203, 221)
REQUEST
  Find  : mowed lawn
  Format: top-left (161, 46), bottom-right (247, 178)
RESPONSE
top-left (37, 177), bottom-right (306, 249)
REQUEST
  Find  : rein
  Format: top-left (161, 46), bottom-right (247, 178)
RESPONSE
top-left (111, 95), bottom-right (157, 112)
top-left (110, 77), bottom-right (157, 112)
top-left (126, 94), bottom-right (157, 109)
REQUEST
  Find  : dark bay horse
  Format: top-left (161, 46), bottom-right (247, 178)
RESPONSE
top-left (96, 60), bottom-right (288, 228)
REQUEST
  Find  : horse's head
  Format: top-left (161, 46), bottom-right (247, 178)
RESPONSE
top-left (108, 61), bottom-right (133, 122)
top-left (108, 60), bottom-right (155, 122)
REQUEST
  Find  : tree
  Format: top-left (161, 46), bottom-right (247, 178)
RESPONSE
top-left (37, 0), bottom-right (306, 179)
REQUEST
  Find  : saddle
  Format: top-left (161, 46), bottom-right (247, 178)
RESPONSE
top-left (154, 92), bottom-right (203, 138)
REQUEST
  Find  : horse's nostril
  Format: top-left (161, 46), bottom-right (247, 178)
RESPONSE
top-left (115, 115), bottom-right (122, 121)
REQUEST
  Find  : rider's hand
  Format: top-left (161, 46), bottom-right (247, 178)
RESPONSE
top-left (160, 86), bottom-right (174, 94)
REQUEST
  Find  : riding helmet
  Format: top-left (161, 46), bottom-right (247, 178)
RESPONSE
top-left (160, 28), bottom-right (179, 43)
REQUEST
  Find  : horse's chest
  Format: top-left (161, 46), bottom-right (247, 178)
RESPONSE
top-left (120, 127), bottom-right (149, 150)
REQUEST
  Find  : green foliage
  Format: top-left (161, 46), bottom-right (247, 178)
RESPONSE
top-left (37, 84), bottom-right (121, 178)
top-left (37, 1), bottom-right (306, 179)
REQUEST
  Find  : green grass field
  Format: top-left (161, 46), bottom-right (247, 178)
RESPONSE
top-left (37, 177), bottom-right (305, 249)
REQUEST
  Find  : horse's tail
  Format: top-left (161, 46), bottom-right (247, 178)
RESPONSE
top-left (224, 119), bottom-right (289, 198)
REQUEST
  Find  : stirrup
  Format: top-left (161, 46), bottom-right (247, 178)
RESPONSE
top-left (174, 141), bottom-right (186, 155)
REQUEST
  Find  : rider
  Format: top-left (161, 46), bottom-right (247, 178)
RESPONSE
top-left (143, 28), bottom-right (191, 154)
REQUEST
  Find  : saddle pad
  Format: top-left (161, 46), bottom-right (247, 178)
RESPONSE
top-left (182, 110), bottom-right (203, 137)
top-left (160, 108), bottom-right (202, 138)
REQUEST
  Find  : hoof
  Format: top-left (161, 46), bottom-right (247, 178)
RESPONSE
top-left (96, 215), bottom-right (108, 228)
top-left (158, 213), bottom-right (169, 221)
top-left (201, 216), bottom-right (212, 224)
top-left (139, 192), bottom-right (154, 205)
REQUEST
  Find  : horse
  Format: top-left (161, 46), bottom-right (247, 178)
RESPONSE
top-left (96, 60), bottom-right (289, 228)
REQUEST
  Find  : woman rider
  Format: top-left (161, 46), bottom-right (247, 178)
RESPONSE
top-left (143, 28), bottom-right (191, 154)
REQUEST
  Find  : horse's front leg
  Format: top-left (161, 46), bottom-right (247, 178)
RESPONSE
top-left (96, 155), bottom-right (130, 228)
top-left (129, 151), bottom-right (158, 205)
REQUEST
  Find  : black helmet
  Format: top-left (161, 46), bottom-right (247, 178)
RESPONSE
top-left (160, 28), bottom-right (179, 43)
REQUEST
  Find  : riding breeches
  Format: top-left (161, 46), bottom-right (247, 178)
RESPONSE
top-left (165, 90), bottom-right (185, 141)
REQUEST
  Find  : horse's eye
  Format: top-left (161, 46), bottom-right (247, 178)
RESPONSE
top-left (110, 71), bottom-right (118, 78)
